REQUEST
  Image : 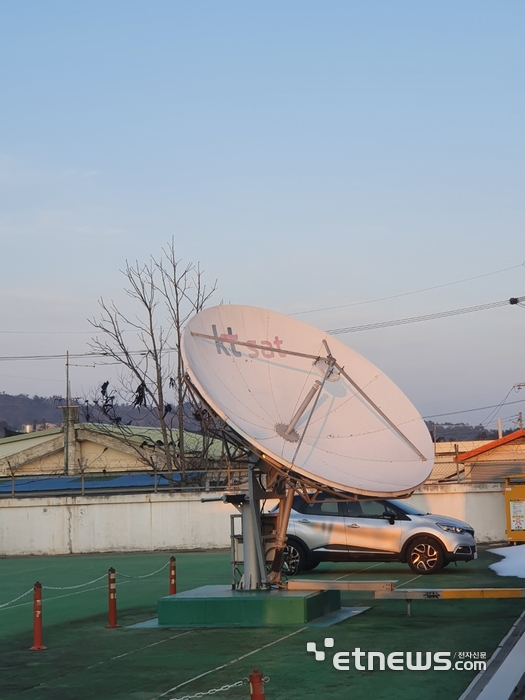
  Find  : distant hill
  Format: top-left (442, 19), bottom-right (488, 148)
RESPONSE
top-left (425, 420), bottom-right (514, 442)
top-left (0, 392), bottom-right (513, 443)
top-left (0, 393), bottom-right (202, 436)
top-left (0, 393), bottom-right (65, 433)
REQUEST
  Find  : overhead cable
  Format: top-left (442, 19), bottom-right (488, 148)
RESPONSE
top-left (0, 296), bottom-right (523, 362)
top-left (0, 350), bottom-right (148, 362)
top-left (424, 398), bottom-right (525, 419)
top-left (326, 296), bottom-right (524, 335)
top-left (293, 261), bottom-right (525, 315)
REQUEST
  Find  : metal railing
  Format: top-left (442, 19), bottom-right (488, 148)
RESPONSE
top-left (0, 465), bottom-right (249, 499)
top-left (426, 459), bottom-right (525, 484)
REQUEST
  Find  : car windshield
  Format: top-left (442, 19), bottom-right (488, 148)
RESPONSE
top-left (387, 500), bottom-right (428, 516)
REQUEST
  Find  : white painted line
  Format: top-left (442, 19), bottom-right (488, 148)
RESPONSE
top-left (152, 627), bottom-right (308, 700)
top-left (109, 632), bottom-right (191, 661)
top-left (395, 575), bottom-right (422, 589)
top-left (10, 631), bottom-right (193, 696)
top-left (334, 563), bottom-right (381, 580)
top-left (472, 629), bottom-right (525, 699)
top-left (458, 610), bottom-right (525, 700)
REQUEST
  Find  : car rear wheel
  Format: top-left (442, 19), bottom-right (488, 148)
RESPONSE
top-left (406, 537), bottom-right (444, 575)
top-left (282, 541), bottom-right (307, 576)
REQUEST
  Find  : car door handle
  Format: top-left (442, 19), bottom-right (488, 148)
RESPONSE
top-left (298, 519), bottom-right (310, 523)
top-left (347, 523), bottom-right (360, 528)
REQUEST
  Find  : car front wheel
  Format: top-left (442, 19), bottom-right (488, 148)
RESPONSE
top-left (406, 537), bottom-right (444, 575)
top-left (282, 541), bottom-right (307, 576)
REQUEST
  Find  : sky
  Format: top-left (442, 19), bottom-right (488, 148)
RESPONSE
top-left (1, 1), bottom-right (524, 430)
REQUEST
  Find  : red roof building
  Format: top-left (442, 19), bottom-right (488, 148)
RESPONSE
top-left (453, 430), bottom-right (525, 481)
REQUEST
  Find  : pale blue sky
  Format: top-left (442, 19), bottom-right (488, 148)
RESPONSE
top-left (1, 1), bottom-right (524, 429)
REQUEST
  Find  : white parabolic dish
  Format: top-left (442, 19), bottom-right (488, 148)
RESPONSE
top-left (182, 305), bottom-right (434, 497)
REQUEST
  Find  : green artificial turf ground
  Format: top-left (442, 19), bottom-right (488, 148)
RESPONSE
top-left (0, 547), bottom-right (523, 700)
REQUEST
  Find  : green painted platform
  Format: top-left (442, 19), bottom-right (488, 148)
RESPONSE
top-left (3, 550), bottom-right (525, 700)
top-left (157, 584), bottom-right (341, 627)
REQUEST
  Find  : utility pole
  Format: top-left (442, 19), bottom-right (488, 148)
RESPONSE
top-left (513, 384), bottom-right (525, 431)
top-left (65, 351), bottom-right (70, 475)
top-left (61, 355), bottom-right (94, 475)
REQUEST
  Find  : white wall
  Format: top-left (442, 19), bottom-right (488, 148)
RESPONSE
top-left (408, 482), bottom-right (506, 543)
top-left (0, 493), bottom-right (237, 556)
top-left (0, 483), bottom-right (508, 556)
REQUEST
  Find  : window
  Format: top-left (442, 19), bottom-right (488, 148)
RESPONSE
top-left (358, 501), bottom-right (388, 518)
top-left (346, 501), bottom-right (363, 517)
top-left (303, 500), bottom-right (342, 516)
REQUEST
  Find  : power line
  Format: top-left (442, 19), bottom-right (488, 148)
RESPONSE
top-left (0, 330), bottom-right (93, 335)
top-left (424, 398), bottom-right (525, 419)
top-left (2, 263), bottom-right (524, 334)
top-left (480, 387), bottom-right (516, 428)
top-left (326, 296), bottom-right (524, 335)
top-left (0, 372), bottom-right (64, 383)
top-left (292, 260), bottom-right (525, 316)
top-left (0, 350), bottom-right (149, 362)
top-left (0, 296), bottom-right (523, 361)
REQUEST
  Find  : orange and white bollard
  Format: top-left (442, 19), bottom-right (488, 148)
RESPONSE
top-left (249, 669), bottom-right (265, 700)
top-left (169, 556), bottom-right (177, 595)
top-left (30, 582), bottom-right (47, 650)
top-left (107, 567), bottom-right (119, 628)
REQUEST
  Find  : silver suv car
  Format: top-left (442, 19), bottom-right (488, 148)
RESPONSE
top-left (283, 493), bottom-right (476, 575)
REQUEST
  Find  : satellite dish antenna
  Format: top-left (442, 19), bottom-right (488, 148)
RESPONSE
top-left (183, 305), bottom-right (433, 496)
top-left (182, 305), bottom-right (434, 587)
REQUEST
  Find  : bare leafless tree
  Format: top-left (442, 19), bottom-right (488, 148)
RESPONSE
top-left (87, 240), bottom-right (217, 483)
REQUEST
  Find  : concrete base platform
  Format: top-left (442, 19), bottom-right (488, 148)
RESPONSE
top-left (156, 584), bottom-right (342, 627)
top-left (129, 606), bottom-right (369, 630)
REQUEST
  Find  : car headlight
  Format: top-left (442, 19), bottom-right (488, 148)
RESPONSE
top-left (437, 522), bottom-right (465, 534)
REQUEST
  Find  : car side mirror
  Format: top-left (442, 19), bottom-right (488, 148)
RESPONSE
top-left (383, 511), bottom-right (396, 525)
